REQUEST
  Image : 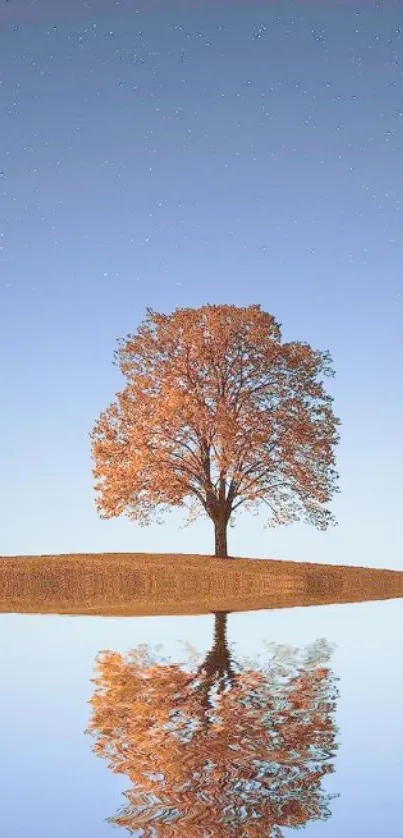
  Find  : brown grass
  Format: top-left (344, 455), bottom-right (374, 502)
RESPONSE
top-left (0, 552), bottom-right (402, 617)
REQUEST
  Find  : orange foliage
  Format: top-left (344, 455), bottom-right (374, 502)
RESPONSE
top-left (90, 305), bottom-right (340, 555)
top-left (86, 615), bottom-right (339, 835)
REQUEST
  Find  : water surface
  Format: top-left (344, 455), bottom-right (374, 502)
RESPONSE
top-left (1, 598), bottom-right (402, 836)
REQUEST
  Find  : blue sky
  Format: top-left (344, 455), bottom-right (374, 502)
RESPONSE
top-left (1, 0), bottom-right (402, 567)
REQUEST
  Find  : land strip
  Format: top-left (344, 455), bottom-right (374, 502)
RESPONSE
top-left (1, 552), bottom-right (402, 616)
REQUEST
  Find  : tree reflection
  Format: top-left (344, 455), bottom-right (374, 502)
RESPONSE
top-left (86, 613), bottom-right (339, 836)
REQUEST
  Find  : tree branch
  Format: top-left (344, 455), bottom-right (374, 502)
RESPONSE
top-left (231, 478), bottom-right (286, 512)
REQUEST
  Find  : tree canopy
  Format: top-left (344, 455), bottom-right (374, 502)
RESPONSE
top-left (90, 304), bottom-right (340, 556)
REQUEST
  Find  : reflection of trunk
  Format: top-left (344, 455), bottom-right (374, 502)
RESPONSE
top-left (197, 612), bottom-right (231, 679)
top-left (214, 517), bottom-right (228, 557)
top-left (194, 612), bottom-right (236, 725)
top-left (213, 611), bottom-right (229, 656)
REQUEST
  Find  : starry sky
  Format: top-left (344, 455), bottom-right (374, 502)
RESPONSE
top-left (1, 0), bottom-right (402, 567)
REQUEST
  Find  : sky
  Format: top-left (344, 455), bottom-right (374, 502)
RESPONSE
top-left (1, 0), bottom-right (402, 568)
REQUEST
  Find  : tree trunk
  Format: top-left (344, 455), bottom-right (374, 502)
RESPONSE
top-left (214, 517), bottom-right (228, 557)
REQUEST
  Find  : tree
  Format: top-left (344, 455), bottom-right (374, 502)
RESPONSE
top-left (90, 304), bottom-right (340, 557)
top-left (86, 619), bottom-right (339, 836)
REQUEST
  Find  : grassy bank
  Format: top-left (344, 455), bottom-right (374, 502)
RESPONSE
top-left (0, 552), bottom-right (403, 616)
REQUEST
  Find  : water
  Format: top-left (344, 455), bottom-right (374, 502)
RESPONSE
top-left (1, 598), bottom-right (402, 836)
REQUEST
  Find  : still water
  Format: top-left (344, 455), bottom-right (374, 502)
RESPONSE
top-left (2, 598), bottom-right (402, 837)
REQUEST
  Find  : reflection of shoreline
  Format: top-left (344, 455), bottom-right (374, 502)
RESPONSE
top-left (86, 616), bottom-right (340, 836)
top-left (0, 553), bottom-right (402, 616)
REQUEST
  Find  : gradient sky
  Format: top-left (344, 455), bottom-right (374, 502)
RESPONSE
top-left (1, 0), bottom-right (402, 567)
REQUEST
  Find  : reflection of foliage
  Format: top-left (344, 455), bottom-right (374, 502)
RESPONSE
top-left (86, 613), bottom-right (339, 837)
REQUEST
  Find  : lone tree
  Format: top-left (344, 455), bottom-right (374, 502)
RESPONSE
top-left (90, 304), bottom-right (340, 557)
